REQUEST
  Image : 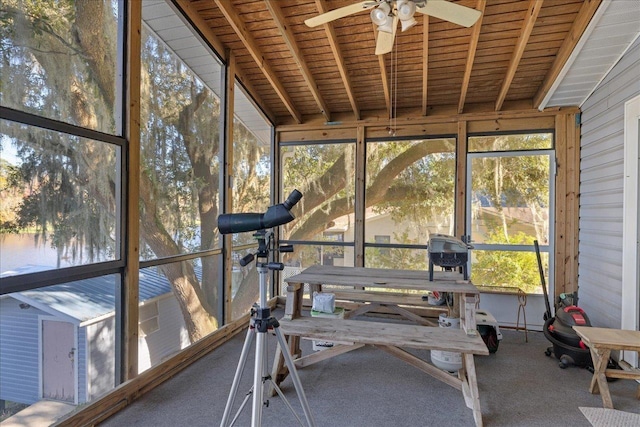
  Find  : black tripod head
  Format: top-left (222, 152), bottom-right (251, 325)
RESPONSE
top-left (238, 229), bottom-right (295, 271)
top-left (219, 190), bottom-right (302, 271)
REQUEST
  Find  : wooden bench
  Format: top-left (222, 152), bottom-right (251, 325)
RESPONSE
top-left (274, 316), bottom-right (489, 427)
top-left (573, 326), bottom-right (640, 408)
top-left (304, 289), bottom-right (449, 326)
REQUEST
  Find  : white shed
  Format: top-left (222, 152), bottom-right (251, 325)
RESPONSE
top-left (0, 267), bottom-right (189, 406)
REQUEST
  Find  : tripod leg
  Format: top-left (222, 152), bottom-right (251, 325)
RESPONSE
top-left (221, 327), bottom-right (255, 427)
top-left (252, 331), bottom-right (266, 427)
top-left (265, 378), bottom-right (305, 426)
top-left (274, 326), bottom-right (316, 427)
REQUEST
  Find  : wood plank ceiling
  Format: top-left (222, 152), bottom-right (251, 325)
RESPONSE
top-left (178, 0), bottom-right (602, 126)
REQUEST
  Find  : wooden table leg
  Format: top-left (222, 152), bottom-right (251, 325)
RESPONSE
top-left (269, 332), bottom-right (301, 397)
top-left (270, 281), bottom-right (304, 397)
top-left (268, 339), bottom-right (287, 397)
top-left (462, 353), bottom-right (483, 427)
top-left (284, 282), bottom-right (304, 320)
top-left (588, 347), bottom-right (613, 408)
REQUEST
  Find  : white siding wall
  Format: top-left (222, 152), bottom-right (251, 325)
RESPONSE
top-left (139, 293), bottom-right (189, 373)
top-left (0, 298), bottom-right (45, 404)
top-left (77, 326), bottom-right (87, 403)
top-left (86, 317), bottom-right (115, 401)
top-left (579, 37), bottom-right (640, 328)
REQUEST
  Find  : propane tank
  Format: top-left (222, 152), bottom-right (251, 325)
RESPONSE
top-left (431, 313), bottom-right (462, 372)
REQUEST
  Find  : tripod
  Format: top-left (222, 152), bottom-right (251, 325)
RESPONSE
top-left (220, 231), bottom-right (315, 427)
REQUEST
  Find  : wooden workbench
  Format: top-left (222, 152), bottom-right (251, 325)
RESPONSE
top-left (271, 265), bottom-right (488, 426)
top-left (573, 326), bottom-right (640, 408)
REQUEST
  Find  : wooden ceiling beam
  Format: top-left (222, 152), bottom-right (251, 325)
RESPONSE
top-left (314, 0), bottom-right (361, 121)
top-left (173, 0), bottom-right (276, 123)
top-left (214, 0), bottom-right (302, 124)
top-left (173, 0), bottom-right (226, 62)
top-left (458, 0), bottom-right (486, 114)
top-left (495, 0), bottom-right (543, 111)
top-left (533, 0), bottom-right (603, 109)
top-left (422, 17), bottom-right (429, 116)
top-left (266, 1), bottom-right (331, 122)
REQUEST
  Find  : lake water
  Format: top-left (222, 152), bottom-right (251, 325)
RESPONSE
top-left (0, 233), bottom-right (74, 274)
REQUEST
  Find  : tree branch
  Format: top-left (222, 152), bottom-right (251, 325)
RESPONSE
top-left (290, 139), bottom-right (455, 240)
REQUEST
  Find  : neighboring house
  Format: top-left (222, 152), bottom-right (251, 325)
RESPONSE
top-left (0, 267), bottom-right (188, 406)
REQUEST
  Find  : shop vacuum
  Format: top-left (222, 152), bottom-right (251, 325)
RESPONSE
top-left (535, 241), bottom-right (593, 370)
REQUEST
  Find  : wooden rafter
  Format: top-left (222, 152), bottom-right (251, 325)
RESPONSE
top-left (266, 1), bottom-right (331, 122)
top-left (233, 68), bottom-right (276, 125)
top-left (495, 0), bottom-right (543, 111)
top-left (458, 0), bottom-right (486, 114)
top-left (314, 0), bottom-right (360, 120)
top-left (174, 0), bottom-right (226, 61)
top-left (175, 0), bottom-right (609, 124)
top-left (534, 0), bottom-right (603, 109)
top-left (213, 0), bottom-right (302, 124)
top-left (422, 16), bottom-right (429, 116)
top-left (174, 0), bottom-right (276, 123)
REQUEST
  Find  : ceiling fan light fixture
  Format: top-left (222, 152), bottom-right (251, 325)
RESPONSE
top-left (377, 20), bottom-right (394, 33)
top-left (397, 0), bottom-right (417, 32)
top-left (397, 0), bottom-right (416, 20)
top-left (370, 2), bottom-right (392, 27)
top-left (400, 16), bottom-right (416, 31)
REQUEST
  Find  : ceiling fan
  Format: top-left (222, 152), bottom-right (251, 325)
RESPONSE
top-left (305, 0), bottom-right (482, 55)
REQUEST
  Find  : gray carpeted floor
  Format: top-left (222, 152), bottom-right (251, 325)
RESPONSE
top-left (101, 316), bottom-right (640, 427)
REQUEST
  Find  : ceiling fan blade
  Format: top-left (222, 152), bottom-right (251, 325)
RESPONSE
top-left (417, 0), bottom-right (482, 27)
top-left (305, 1), bottom-right (377, 27)
top-left (375, 15), bottom-right (398, 55)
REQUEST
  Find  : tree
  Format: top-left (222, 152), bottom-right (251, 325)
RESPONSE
top-left (0, 158), bottom-right (24, 233)
top-left (1, 0), bottom-right (220, 341)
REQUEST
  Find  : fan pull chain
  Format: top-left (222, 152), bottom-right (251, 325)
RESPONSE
top-left (389, 32), bottom-right (398, 136)
top-left (393, 31), bottom-right (398, 135)
top-left (389, 32), bottom-right (398, 137)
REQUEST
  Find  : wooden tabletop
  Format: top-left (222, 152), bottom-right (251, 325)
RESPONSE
top-left (573, 326), bottom-right (640, 351)
top-left (284, 265), bottom-right (478, 294)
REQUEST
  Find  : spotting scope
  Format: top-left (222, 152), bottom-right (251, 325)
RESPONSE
top-left (218, 189), bottom-right (302, 234)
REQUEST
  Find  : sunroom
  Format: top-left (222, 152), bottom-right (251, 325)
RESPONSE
top-left (0, 1), bottom-right (639, 426)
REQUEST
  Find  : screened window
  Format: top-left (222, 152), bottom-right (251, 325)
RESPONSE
top-left (279, 141), bottom-right (356, 293)
top-left (0, 0), bottom-right (122, 135)
top-left (0, 120), bottom-right (120, 275)
top-left (280, 142), bottom-right (356, 243)
top-left (229, 82), bottom-right (272, 319)
top-left (230, 82), bottom-right (272, 246)
top-left (138, 23), bottom-right (223, 261)
top-left (138, 254), bottom-right (220, 372)
top-left (365, 138), bottom-right (456, 270)
top-left (136, 3), bottom-right (229, 359)
top-left (0, 1), bottom-right (126, 416)
top-left (467, 132), bottom-right (554, 294)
